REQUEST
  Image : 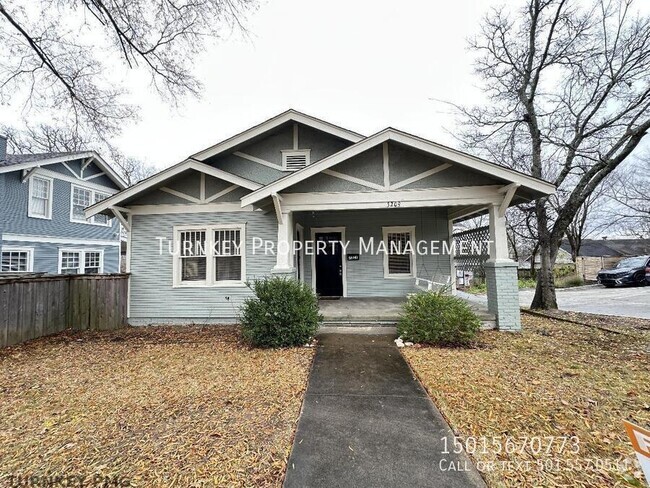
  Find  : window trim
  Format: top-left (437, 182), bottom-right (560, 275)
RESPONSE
top-left (1, 247), bottom-right (34, 273)
top-left (172, 223), bottom-right (246, 288)
top-left (57, 249), bottom-right (104, 274)
top-left (28, 175), bottom-right (53, 220)
top-left (382, 225), bottom-right (416, 279)
top-left (70, 184), bottom-right (112, 226)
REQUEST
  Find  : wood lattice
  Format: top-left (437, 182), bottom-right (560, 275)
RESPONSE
top-left (453, 226), bottom-right (490, 277)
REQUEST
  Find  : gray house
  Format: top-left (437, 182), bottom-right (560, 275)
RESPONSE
top-left (87, 110), bottom-right (554, 330)
top-left (0, 136), bottom-right (126, 275)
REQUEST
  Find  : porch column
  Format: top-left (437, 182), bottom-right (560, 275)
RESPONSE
top-left (271, 210), bottom-right (297, 279)
top-left (485, 203), bottom-right (520, 331)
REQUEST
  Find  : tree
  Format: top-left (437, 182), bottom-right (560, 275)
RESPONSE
top-left (564, 182), bottom-right (613, 261)
top-left (0, 0), bottom-right (255, 138)
top-left (460, 0), bottom-right (650, 309)
top-left (606, 156), bottom-right (650, 237)
top-left (3, 123), bottom-right (155, 185)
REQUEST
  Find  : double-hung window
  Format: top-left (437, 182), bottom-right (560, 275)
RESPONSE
top-left (174, 224), bottom-right (245, 286)
top-left (383, 226), bottom-right (416, 278)
top-left (71, 185), bottom-right (111, 225)
top-left (59, 250), bottom-right (103, 274)
top-left (1, 248), bottom-right (33, 272)
top-left (28, 176), bottom-right (53, 219)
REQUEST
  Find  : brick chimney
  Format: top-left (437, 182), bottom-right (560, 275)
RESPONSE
top-left (0, 134), bottom-right (6, 162)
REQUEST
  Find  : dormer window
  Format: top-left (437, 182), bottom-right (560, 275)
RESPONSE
top-left (282, 149), bottom-right (311, 171)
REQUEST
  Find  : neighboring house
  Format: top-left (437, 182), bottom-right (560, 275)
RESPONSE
top-left (0, 135), bottom-right (127, 275)
top-left (519, 247), bottom-right (573, 269)
top-left (87, 110), bottom-right (554, 330)
top-left (560, 238), bottom-right (650, 281)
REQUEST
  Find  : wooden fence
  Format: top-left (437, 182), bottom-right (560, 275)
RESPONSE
top-left (576, 256), bottom-right (622, 281)
top-left (0, 274), bottom-right (128, 347)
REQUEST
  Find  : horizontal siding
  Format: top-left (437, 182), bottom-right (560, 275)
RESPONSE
top-left (1, 240), bottom-right (120, 274)
top-left (298, 208), bottom-right (450, 297)
top-left (129, 211), bottom-right (278, 322)
top-left (2, 167), bottom-right (120, 240)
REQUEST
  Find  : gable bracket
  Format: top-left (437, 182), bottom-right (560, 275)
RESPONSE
top-left (271, 193), bottom-right (283, 224)
top-left (389, 163), bottom-right (452, 191)
top-left (111, 207), bottom-right (131, 232)
top-left (322, 169), bottom-right (384, 191)
top-left (21, 166), bottom-right (40, 183)
top-left (498, 183), bottom-right (520, 218)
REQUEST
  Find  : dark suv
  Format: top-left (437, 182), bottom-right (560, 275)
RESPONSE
top-left (597, 255), bottom-right (650, 287)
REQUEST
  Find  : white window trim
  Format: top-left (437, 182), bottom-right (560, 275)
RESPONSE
top-left (70, 184), bottom-right (112, 226)
top-left (57, 249), bottom-right (104, 274)
top-left (382, 225), bottom-right (416, 279)
top-left (1, 247), bottom-right (34, 273)
top-left (28, 175), bottom-right (53, 220)
top-left (172, 223), bottom-right (247, 288)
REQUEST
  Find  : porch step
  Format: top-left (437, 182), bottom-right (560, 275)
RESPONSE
top-left (321, 319), bottom-right (398, 327)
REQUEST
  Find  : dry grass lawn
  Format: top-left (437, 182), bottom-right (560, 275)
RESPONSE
top-left (0, 325), bottom-right (314, 487)
top-left (402, 314), bottom-right (650, 487)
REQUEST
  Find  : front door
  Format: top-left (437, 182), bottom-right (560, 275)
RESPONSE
top-left (314, 231), bottom-right (343, 297)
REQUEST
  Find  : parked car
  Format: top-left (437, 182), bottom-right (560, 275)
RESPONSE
top-left (597, 255), bottom-right (650, 287)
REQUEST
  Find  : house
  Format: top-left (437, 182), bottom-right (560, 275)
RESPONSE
top-left (560, 238), bottom-right (650, 281)
top-left (86, 110), bottom-right (555, 330)
top-left (0, 135), bottom-right (126, 275)
top-left (519, 247), bottom-right (573, 269)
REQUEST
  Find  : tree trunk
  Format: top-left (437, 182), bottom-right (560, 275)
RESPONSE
top-left (531, 198), bottom-right (558, 309)
top-left (531, 234), bottom-right (558, 309)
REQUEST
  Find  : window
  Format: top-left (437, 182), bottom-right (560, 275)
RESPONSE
top-left (84, 251), bottom-right (102, 274)
top-left (71, 185), bottom-right (112, 225)
top-left (383, 226), bottom-right (416, 278)
top-left (59, 250), bottom-right (104, 274)
top-left (214, 228), bottom-right (242, 282)
top-left (282, 149), bottom-right (311, 171)
top-left (29, 176), bottom-right (53, 219)
top-left (174, 224), bottom-right (245, 286)
top-left (180, 230), bottom-right (207, 282)
top-left (1, 248), bottom-right (33, 272)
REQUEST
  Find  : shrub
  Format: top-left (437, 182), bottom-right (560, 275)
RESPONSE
top-left (518, 278), bottom-right (537, 289)
top-left (397, 290), bottom-right (480, 347)
top-left (555, 274), bottom-right (584, 288)
top-left (240, 277), bottom-right (322, 348)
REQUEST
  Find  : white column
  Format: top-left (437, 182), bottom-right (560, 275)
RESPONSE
top-left (488, 203), bottom-right (510, 262)
top-left (272, 210), bottom-right (296, 275)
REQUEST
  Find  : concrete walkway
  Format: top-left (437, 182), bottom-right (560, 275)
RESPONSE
top-left (283, 331), bottom-right (486, 488)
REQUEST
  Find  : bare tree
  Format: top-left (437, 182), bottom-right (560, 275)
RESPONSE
top-left (606, 156), bottom-right (650, 237)
top-left (3, 123), bottom-right (155, 185)
top-left (564, 182), bottom-right (613, 261)
top-left (0, 0), bottom-right (255, 137)
top-left (459, 0), bottom-right (650, 309)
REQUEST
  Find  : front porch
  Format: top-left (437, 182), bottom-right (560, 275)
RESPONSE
top-left (318, 296), bottom-right (497, 329)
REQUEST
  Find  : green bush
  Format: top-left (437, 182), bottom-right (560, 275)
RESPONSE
top-left (240, 277), bottom-right (322, 348)
top-left (397, 290), bottom-right (480, 347)
top-left (518, 278), bottom-right (537, 289)
top-left (555, 274), bottom-right (584, 288)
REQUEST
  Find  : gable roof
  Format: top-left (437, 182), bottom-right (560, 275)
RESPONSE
top-left (0, 150), bottom-right (127, 189)
top-left (560, 238), bottom-right (650, 257)
top-left (190, 109), bottom-right (364, 161)
top-left (241, 128), bottom-right (556, 207)
top-left (85, 158), bottom-right (262, 217)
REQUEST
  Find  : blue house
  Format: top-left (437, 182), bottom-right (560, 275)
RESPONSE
top-left (0, 135), bottom-right (127, 275)
top-left (87, 110), bottom-right (555, 330)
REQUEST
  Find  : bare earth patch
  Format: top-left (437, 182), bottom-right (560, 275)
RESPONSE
top-left (0, 325), bottom-right (314, 487)
top-left (402, 315), bottom-right (650, 487)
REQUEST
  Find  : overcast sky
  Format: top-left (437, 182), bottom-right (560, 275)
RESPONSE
top-left (109, 0), bottom-right (521, 170)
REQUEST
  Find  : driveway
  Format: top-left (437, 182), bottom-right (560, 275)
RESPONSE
top-left (283, 331), bottom-right (485, 488)
top-left (518, 284), bottom-right (650, 319)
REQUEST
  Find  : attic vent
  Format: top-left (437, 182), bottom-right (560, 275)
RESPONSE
top-left (282, 149), bottom-right (311, 171)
